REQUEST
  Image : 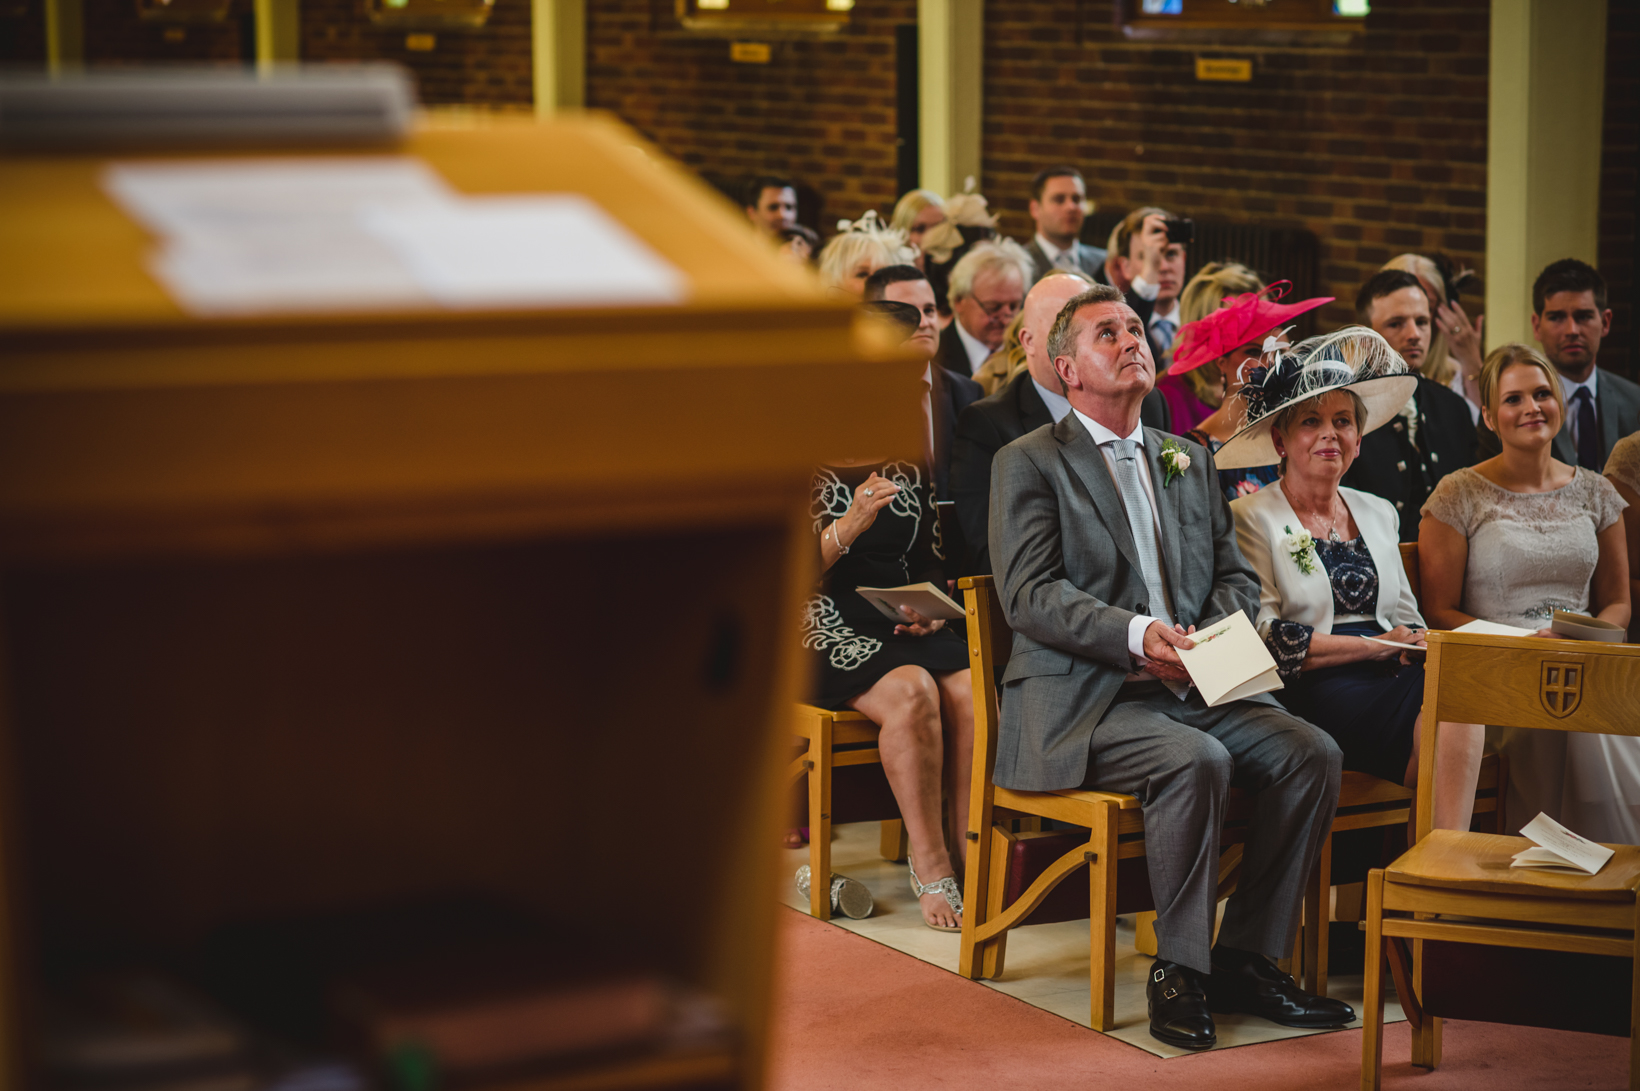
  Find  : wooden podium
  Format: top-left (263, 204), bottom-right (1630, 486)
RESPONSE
top-left (0, 116), bottom-right (923, 1091)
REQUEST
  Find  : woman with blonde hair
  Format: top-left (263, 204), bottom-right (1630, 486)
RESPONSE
top-left (1421, 342), bottom-right (1632, 840)
top-left (1382, 253), bottom-right (1483, 419)
top-left (1156, 262), bottom-right (1266, 431)
top-left (890, 188), bottom-right (948, 259)
top-left (817, 210), bottom-right (915, 299)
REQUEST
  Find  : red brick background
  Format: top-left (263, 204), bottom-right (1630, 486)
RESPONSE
top-left (80, 0), bottom-right (249, 64)
top-left (586, 0), bottom-right (912, 230)
top-left (298, 0), bottom-right (532, 107)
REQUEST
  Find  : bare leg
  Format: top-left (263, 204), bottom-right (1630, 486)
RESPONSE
top-left (1404, 716), bottom-right (1486, 833)
top-left (934, 669), bottom-right (975, 869)
top-left (849, 665), bottom-right (960, 929)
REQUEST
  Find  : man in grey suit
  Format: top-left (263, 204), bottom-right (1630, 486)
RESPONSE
top-left (1022, 166), bottom-right (1106, 284)
top-left (988, 284), bottom-right (1352, 1050)
top-left (1477, 259), bottom-right (1640, 465)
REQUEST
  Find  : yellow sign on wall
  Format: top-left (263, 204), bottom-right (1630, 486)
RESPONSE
top-left (730, 41), bottom-right (771, 63)
top-left (1195, 58), bottom-right (1252, 82)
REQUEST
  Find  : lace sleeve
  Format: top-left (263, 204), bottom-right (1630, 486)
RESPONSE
top-left (1604, 433), bottom-right (1640, 495)
top-left (1589, 470), bottom-right (1630, 533)
top-left (1421, 468), bottom-right (1477, 535)
top-left (1265, 619), bottom-right (1314, 681)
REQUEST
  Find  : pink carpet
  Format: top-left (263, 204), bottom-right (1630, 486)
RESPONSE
top-left (766, 907), bottom-right (1630, 1090)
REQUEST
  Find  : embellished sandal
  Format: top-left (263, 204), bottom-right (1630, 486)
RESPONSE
top-left (907, 856), bottom-right (963, 932)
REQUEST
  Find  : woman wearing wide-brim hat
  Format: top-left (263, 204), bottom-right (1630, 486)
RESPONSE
top-left (1223, 327), bottom-right (1486, 832)
top-left (1169, 283), bottom-right (1331, 503)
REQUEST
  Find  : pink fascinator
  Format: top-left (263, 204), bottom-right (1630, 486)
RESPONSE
top-left (1169, 282), bottom-right (1334, 375)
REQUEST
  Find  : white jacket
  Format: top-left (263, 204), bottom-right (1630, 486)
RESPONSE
top-left (1230, 482), bottom-right (1424, 638)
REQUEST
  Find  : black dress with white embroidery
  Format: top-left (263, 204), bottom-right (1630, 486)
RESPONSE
top-left (1265, 536), bottom-right (1422, 785)
top-left (803, 460), bottom-right (968, 710)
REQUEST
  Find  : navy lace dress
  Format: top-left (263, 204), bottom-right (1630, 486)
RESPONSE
top-left (801, 460), bottom-right (969, 710)
top-left (1265, 536), bottom-right (1422, 785)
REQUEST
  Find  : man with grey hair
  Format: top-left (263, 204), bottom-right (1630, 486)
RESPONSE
top-left (989, 287), bottom-right (1351, 1051)
top-left (935, 239), bottom-right (1033, 380)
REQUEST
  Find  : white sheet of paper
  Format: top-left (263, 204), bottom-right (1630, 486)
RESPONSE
top-left (1510, 811), bottom-right (1615, 875)
top-left (1363, 636), bottom-right (1425, 650)
top-left (1453, 618), bottom-right (1537, 638)
top-left (359, 195), bottom-right (686, 308)
top-left (102, 159), bottom-right (688, 315)
top-left (104, 157), bottom-right (454, 239)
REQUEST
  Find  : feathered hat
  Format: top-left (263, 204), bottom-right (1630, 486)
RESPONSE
top-left (1170, 282), bottom-right (1333, 375)
top-left (1211, 325), bottom-right (1420, 470)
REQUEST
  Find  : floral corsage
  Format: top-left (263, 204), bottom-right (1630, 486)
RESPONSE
top-left (1159, 439), bottom-right (1192, 487)
top-left (1283, 524), bottom-right (1318, 575)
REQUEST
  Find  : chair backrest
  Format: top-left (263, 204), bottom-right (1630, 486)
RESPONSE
top-left (1416, 631), bottom-right (1640, 839)
top-left (958, 575), bottom-right (1015, 789)
top-left (1399, 541), bottom-right (1421, 610)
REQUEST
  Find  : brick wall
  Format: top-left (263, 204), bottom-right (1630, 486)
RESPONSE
top-left (81, 0), bottom-right (249, 63)
top-left (586, 0), bottom-right (914, 231)
top-left (1598, 1), bottom-right (1636, 377)
top-left (299, 0), bottom-right (532, 107)
top-left (983, 0), bottom-right (1489, 339)
top-left (0, 0), bottom-right (46, 64)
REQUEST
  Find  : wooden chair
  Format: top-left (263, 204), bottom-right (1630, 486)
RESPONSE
top-left (957, 572), bottom-right (1503, 1020)
top-left (1360, 631), bottom-right (1640, 1090)
top-left (790, 705), bottom-right (906, 920)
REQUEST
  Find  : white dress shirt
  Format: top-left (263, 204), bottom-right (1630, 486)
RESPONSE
top-left (1070, 409), bottom-right (1174, 661)
top-left (1561, 368), bottom-right (1600, 453)
top-left (953, 319), bottom-right (993, 375)
top-left (1035, 233), bottom-right (1080, 271)
top-left (1030, 376), bottom-right (1073, 423)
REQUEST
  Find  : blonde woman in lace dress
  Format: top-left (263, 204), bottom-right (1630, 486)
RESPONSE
top-left (1420, 344), bottom-right (1632, 841)
top-left (1605, 432), bottom-right (1640, 641)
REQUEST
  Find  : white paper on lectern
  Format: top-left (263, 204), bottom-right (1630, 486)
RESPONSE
top-left (1511, 812), bottom-right (1615, 875)
top-left (359, 195), bottom-right (687, 308)
top-left (102, 159), bottom-right (688, 314)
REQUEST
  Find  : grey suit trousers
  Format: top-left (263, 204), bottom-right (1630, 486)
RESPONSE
top-left (1083, 683), bottom-right (1343, 974)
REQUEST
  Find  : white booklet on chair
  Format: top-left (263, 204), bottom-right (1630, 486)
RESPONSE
top-left (1510, 812), bottom-right (1615, 875)
top-left (1176, 611), bottom-right (1284, 708)
top-left (856, 582), bottom-right (965, 623)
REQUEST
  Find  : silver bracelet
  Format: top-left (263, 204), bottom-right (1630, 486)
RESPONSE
top-left (828, 521), bottom-right (850, 554)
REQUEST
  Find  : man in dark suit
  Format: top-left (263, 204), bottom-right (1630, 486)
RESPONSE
top-left (1095, 208), bottom-right (1188, 370)
top-left (1342, 270), bottom-right (1476, 539)
top-left (990, 284), bottom-right (1350, 1050)
top-left (932, 240), bottom-right (1034, 381)
top-left (1474, 259), bottom-right (1640, 465)
top-left (948, 271), bottom-right (1173, 575)
top-left (1022, 166), bottom-right (1107, 283)
top-left (865, 265), bottom-right (982, 503)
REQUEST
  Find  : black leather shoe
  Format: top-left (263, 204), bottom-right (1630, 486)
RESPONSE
top-left (1206, 947), bottom-right (1356, 1028)
top-left (1146, 959), bottom-right (1217, 1050)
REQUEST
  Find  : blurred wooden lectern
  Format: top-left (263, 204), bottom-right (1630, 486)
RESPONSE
top-left (0, 116), bottom-right (921, 1091)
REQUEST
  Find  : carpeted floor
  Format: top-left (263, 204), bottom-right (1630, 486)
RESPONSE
top-left (766, 906), bottom-right (1631, 1090)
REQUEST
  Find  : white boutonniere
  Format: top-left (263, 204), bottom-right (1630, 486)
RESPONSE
top-left (1283, 524), bottom-right (1318, 575)
top-left (1159, 439), bottom-right (1192, 487)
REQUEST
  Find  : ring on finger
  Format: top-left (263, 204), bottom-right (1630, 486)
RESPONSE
top-left (864, 488), bottom-right (875, 497)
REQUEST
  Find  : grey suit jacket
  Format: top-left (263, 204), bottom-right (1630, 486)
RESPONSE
top-left (1025, 238), bottom-right (1108, 284)
top-left (988, 413), bottom-right (1270, 791)
top-left (1476, 367), bottom-right (1640, 465)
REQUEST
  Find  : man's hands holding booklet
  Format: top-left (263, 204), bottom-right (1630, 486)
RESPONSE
top-left (1140, 621), bottom-right (1198, 683)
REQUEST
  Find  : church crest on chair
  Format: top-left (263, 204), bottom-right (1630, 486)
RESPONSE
top-left (1539, 659), bottom-right (1584, 718)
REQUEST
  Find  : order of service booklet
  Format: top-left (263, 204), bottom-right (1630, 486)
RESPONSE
top-left (856, 582), bottom-right (966, 623)
top-left (1510, 812), bottom-right (1615, 875)
top-left (1176, 611), bottom-right (1284, 708)
top-left (1550, 609), bottom-right (1627, 643)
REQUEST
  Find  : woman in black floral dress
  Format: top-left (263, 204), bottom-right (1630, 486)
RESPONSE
top-left (803, 455), bottom-right (972, 931)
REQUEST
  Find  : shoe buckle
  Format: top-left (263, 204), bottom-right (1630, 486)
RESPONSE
top-left (1152, 967), bottom-right (1166, 983)
top-left (1163, 986), bottom-right (1179, 1000)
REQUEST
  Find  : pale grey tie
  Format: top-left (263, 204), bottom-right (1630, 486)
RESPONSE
top-left (1054, 247), bottom-right (1079, 272)
top-left (1110, 438), bottom-right (1174, 627)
